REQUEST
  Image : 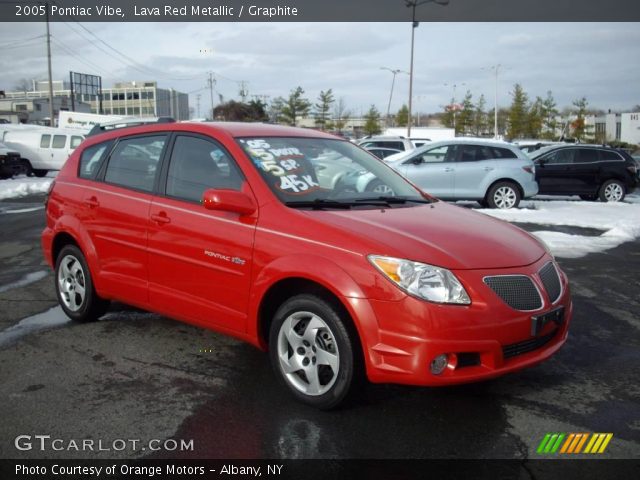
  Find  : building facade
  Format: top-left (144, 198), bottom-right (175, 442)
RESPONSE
top-left (3, 80), bottom-right (190, 121)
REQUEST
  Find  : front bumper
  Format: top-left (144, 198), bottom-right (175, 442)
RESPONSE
top-left (349, 255), bottom-right (572, 386)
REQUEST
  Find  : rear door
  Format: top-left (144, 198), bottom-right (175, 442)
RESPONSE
top-left (400, 144), bottom-right (457, 198)
top-left (147, 133), bottom-right (257, 333)
top-left (83, 133), bottom-right (168, 305)
top-left (453, 144), bottom-right (495, 199)
top-left (573, 148), bottom-right (602, 194)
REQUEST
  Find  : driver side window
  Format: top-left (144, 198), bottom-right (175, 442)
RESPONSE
top-left (406, 145), bottom-right (454, 165)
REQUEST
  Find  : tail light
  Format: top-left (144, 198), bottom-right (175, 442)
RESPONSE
top-left (44, 180), bottom-right (56, 209)
top-left (627, 164), bottom-right (637, 175)
top-left (522, 165), bottom-right (535, 175)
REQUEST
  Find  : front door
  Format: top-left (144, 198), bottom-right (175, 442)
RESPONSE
top-left (400, 144), bottom-right (457, 198)
top-left (147, 133), bottom-right (257, 333)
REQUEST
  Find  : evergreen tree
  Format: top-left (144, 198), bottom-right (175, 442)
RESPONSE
top-left (396, 104), bottom-right (409, 127)
top-left (314, 89), bottom-right (335, 130)
top-left (363, 105), bottom-right (382, 136)
top-left (541, 91), bottom-right (559, 140)
top-left (526, 97), bottom-right (545, 138)
top-left (456, 90), bottom-right (474, 135)
top-left (280, 86), bottom-right (311, 126)
top-left (507, 83), bottom-right (530, 139)
top-left (473, 94), bottom-right (487, 136)
top-left (571, 97), bottom-right (593, 142)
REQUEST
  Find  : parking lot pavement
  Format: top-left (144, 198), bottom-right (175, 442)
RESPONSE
top-left (0, 195), bottom-right (638, 460)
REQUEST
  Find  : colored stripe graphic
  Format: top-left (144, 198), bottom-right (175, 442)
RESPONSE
top-left (539, 433), bottom-right (613, 454)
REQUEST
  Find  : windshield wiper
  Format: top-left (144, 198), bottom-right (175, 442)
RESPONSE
top-left (354, 196), bottom-right (432, 204)
top-left (285, 199), bottom-right (353, 210)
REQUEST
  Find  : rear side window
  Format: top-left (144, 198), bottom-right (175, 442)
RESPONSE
top-left (104, 135), bottom-right (167, 193)
top-left (492, 147), bottom-right (518, 159)
top-left (79, 143), bottom-right (109, 179)
top-left (576, 149), bottom-right (599, 163)
top-left (599, 150), bottom-right (623, 161)
top-left (52, 135), bottom-right (66, 149)
top-left (362, 141), bottom-right (405, 150)
top-left (458, 145), bottom-right (492, 162)
top-left (40, 134), bottom-right (51, 148)
top-left (166, 135), bottom-right (244, 203)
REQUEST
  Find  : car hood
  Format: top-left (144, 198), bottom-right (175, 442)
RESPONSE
top-left (306, 201), bottom-right (545, 270)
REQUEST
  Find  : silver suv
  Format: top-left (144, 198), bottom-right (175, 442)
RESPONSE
top-left (358, 136), bottom-right (417, 152)
top-left (386, 139), bottom-right (538, 209)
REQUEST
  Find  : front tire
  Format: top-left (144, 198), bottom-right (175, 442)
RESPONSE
top-left (598, 179), bottom-right (625, 202)
top-left (55, 245), bottom-right (109, 322)
top-left (269, 294), bottom-right (358, 409)
top-left (486, 181), bottom-right (521, 209)
top-left (365, 179), bottom-right (395, 196)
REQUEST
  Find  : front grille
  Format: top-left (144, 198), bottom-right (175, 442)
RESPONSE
top-left (502, 329), bottom-right (558, 359)
top-left (484, 275), bottom-right (542, 311)
top-left (539, 262), bottom-right (561, 303)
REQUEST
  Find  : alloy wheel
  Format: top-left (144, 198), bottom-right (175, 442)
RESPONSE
top-left (276, 311), bottom-right (340, 396)
top-left (57, 254), bottom-right (86, 312)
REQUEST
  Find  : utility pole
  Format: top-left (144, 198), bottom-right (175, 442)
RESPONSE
top-left (238, 81), bottom-right (248, 102)
top-left (493, 64), bottom-right (500, 138)
top-left (45, 3), bottom-right (54, 126)
top-left (196, 94), bottom-right (201, 118)
top-left (207, 72), bottom-right (216, 120)
top-left (381, 67), bottom-right (408, 129)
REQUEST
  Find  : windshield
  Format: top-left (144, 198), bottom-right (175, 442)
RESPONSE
top-left (237, 137), bottom-right (429, 207)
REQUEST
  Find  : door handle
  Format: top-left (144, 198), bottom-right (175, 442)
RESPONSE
top-left (150, 212), bottom-right (171, 225)
top-left (483, 167), bottom-right (494, 171)
top-left (83, 196), bottom-right (99, 208)
top-left (444, 167), bottom-right (454, 172)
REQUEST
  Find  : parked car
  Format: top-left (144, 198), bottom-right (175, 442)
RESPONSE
top-left (42, 122), bottom-right (571, 409)
top-left (3, 128), bottom-right (85, 177)
top-left (0, 142), bottom-right (23, 179)
top-left (363, 146), bottom-right (403, 160)
top-left (385, 139), bottom-right (538, 208)
top-left (530, 145), bottom-right (639, 202)
top-left (512, 139), bottom-right (563, 154)
top-left (357, 136), bottom-right (417, 152)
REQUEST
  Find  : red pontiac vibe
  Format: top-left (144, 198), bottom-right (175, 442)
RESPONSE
top-left (42, 122), bottom-right (572, 409)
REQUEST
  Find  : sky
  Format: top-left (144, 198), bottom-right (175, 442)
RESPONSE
top-left (1, 22), bottom-right (639, 117)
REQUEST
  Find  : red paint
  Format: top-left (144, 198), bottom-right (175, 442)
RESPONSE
top-left (42, 122), bottom-right (571, 387)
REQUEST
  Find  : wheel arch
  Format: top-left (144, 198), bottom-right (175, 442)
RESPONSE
top-left (485, 177), bottom-right (525, 199)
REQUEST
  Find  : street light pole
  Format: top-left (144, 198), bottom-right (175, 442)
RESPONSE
top-left (381, 67), bottom-right (408, 129)
top-left (444, 82), bottom-right (465, 134)
top-left (405, 0), bottom-right (449, 138)
top-left (491, 64), bottom-right (501, 138)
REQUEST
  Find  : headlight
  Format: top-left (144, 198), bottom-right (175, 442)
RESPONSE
top-left (368, 255), bottom-right (470, 305)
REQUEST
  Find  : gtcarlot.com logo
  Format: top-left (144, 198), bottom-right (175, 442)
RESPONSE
top-left (537, 433), bottom-right (613, 455)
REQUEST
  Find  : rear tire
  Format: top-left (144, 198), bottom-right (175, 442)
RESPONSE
top-left (55, 245), bottom-right (109, 322)
top-left (598, 179), bottom-right (625, 202)
top-left (269, 294), bottom-right (359, 410)
top-left (33, 169), bottom-right (48, 177)
top-left (486, 181), bottom-right (521, 209)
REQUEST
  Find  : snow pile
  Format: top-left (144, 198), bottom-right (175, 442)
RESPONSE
top-left (0, 176), bottom-right (52, 200)
top-left (479, 199), bottom-right (640, 258)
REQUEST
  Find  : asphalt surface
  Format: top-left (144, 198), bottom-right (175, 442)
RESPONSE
top-left (0, 193), bottom-right (638, 462)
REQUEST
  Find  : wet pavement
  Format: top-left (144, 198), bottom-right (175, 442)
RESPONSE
top-left (0, 194), bottom-right (638, 460)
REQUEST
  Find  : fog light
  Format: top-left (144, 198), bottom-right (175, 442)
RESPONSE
top-left (430, 354), bottom-right (449, 375)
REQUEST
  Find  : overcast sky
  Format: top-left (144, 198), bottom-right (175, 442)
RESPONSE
top-left (1, 22), bottom-right (638, 117)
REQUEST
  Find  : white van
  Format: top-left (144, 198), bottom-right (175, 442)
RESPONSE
top-left (2, 128), bottom-right (85, 177)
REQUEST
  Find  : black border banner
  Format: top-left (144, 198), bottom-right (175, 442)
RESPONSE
top-left (2, 0), bottom-right (640, 22)
top-left (2, 459), bottom-right (640, 480)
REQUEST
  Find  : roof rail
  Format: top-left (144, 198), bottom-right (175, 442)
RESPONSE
top-left (86, 117), bottom-right (175, 137)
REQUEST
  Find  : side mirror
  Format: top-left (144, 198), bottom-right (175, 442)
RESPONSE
top-left (202, 189), bottom-right (256, 216)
